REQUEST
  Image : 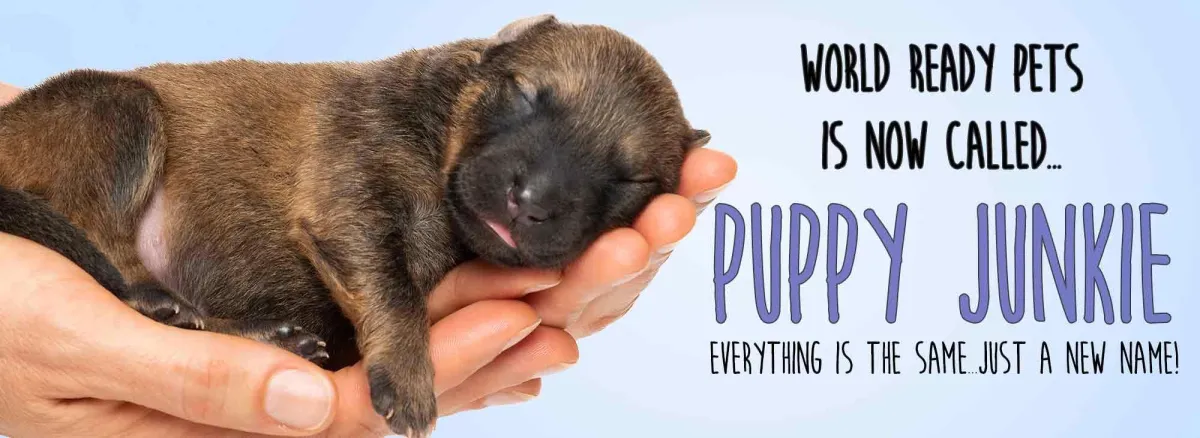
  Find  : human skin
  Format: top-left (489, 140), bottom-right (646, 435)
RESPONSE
top-left (0, 81), bottom-right (736, 436)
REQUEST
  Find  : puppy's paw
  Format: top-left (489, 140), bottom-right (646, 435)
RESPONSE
top-left (260, 323), bottom-right (330, 365)
top-left (124, 283), bottom-right (205, 330)
top-left (368, 362), bottom-right (437, 437)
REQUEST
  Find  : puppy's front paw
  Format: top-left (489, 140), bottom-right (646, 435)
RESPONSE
top-left (368, 362), bottom-right (437, 437)
top-left (124, 282), bottom-right (205, 330)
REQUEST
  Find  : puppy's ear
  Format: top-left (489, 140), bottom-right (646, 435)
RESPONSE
top-left (688, 129), bottom-right (711, 149)
top-left (495, 14), bottom-right (558, 44)
top-left (481, 14), bottom-right (559, 62)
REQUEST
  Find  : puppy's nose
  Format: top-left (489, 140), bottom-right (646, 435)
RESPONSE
top-left (506, 179), bottom-right (551, 225)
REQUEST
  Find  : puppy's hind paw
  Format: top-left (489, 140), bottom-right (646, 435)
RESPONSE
top-left (124, 282), bottom-right (205, 330)
top-left (263, 323), bottom-right (331, 365)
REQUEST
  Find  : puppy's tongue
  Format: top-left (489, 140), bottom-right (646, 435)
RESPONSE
top-left (486, 220), bottom-right (517, 248)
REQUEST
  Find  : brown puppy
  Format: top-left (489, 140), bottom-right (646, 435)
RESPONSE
top-left (0, 14), bottom-right (708, 436)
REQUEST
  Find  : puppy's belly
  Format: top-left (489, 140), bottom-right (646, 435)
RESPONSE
top-left (135, 187), bottom-right (171, 287)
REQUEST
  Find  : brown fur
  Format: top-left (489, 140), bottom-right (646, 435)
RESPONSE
top-left (0, 14), bottom-right (708, 436)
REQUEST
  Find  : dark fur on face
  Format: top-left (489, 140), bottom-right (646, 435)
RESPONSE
top-left (448, 16), bottom-right (710, 268)
top-left (0, 13), bottom-right (707, 437)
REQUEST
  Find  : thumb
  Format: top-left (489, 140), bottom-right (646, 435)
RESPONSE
top-left (85, 308), bottom-right (338, 436)
top-left (0, 233), bottom-right (336, 436)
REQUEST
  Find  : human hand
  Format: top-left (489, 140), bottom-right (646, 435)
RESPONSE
top-left (313, 147), bottom-right (740, 425)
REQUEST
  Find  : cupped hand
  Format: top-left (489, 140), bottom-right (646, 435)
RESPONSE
top-left (329, 145), bottom-right (740, 423)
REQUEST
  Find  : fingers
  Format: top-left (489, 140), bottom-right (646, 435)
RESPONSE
top-left (317, 300), bottom-right (541, 437)
top-left (563, 194), bottom-right (697, 338)
top-left (633, 194), bottom-right (699, 253)
top-left (427, 259), bottom-right (560, 322)
top-left (427, 300), bottom-right (541, 391)
top-left (483, 378), bottom-right (543, 407)
top-left (524, 227), bottom-right (650, 328)
top-left (441, 379), bottom-right (543, 417)
top-left (676, 147), bottom-right (738, 209)
top-left (436, 326), bottom-right (577, 414)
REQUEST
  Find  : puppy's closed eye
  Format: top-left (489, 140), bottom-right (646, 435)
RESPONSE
top-left (511, 74), bottom-right (540, 115)
top-left (616, 175), bottom-right (657, 185)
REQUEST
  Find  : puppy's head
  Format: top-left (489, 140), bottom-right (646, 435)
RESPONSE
top-left (445, 14), bottom-right (709, 268)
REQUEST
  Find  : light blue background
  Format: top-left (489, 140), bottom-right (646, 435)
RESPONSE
top-left (2, 1), bottom-right (1196, 437)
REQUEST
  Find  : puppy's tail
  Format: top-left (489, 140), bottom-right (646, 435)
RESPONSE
top-left (0, 185), bottom-right (129, 294)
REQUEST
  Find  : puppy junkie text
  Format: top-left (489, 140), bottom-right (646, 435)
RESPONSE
top-left (703, 42), bottom-right (1182, 378)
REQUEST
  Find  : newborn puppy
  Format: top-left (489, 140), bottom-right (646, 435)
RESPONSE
top-left (0, 14), bottom-right (708, 436)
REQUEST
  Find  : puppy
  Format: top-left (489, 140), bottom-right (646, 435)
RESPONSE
top-left (0, 14), bottom-right (709, 436)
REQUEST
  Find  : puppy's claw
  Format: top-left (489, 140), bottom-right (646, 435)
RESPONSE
top-left (128, 288), bottom-right (206, 331)
top-left (256, 322), bottom-right (330, 365)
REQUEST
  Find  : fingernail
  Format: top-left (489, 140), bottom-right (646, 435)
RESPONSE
top-left (504, 319), bottom-right (541, 350)
top-left (264, 369), bottom-right (334, 431)
top-left (522, 279), bottom-right (561, 295)
top-left (565, 307), bottom-right (586, 329)
top-left (691, 183), bottom-right (729, 205)
top-left (649, 251), bottom-right (672, 266)
top-left (536, 362), bottom-right (575, 378)
top-left (613, 261), bottom-right (650, 286)
top-left (482, 391), bottom-right (536, 407)
top-left (656, 240), bottom-right (680, 255)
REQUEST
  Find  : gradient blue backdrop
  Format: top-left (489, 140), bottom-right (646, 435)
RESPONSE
top-left (2, 1), bottom-right (1196, 437)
